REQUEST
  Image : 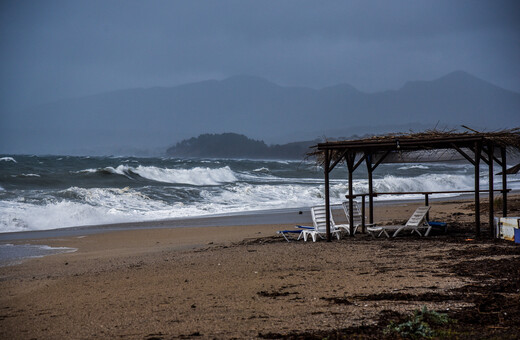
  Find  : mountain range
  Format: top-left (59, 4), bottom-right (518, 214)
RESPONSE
top-left (2, 71), bottom-right (519, 155)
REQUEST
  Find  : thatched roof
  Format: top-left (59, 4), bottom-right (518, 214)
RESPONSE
top-left (309, 128), bottom-right (520, 168)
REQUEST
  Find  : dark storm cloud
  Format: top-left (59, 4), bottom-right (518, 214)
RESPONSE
top-left (1, 0), bottom-right (519, 112)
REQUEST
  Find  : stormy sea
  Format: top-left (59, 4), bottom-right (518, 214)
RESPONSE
top-left (1, 155), bottom-right (519, 234)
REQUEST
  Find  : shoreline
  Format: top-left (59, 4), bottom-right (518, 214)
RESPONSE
top-left (0, 193), bottom-right (512, 266)
top-left (0, 207), bottom-right (312, 241)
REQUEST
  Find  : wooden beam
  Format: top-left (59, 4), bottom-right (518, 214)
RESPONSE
top-left (480, 146), bottom-right (491, 166)
top-left (345, 151), bottom-right (356, 172)
top-left (372, 150), bottom-right (391, 170)
top-left (469, 145), bottom-right (490, 165)
top-left (501, 147), bottom-right (507, 217)
top-left (365, 153), bottom-right (375, 224)
top-left (482, 143), bottom-right (504, 167)
top-left (492, 154), bottom-right (503, 167)
top-left (488, 142), bottom-right (494, 238)
top-left (324, 150), bottom-right (331, 242)
top-left (361, 195), bottom-right (366, 233)
top-left (346, 153), bottom-right (355, 236)
top-left (329, 149), bottom-right (348, 173)
top-left (452, 143), bottom-right (475, 166)
top-left (474, 141), bottom-right (481, 237)
top-left (353, 153), bottom-right (367, 172)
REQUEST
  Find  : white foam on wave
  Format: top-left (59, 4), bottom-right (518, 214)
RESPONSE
top-left (12, 173), bottom-right (41, 178)
top-left (347, 173), bottom-right (476, 200)
top-left (397, 165), bottom-right (429, 170)
top-left (76, 165), bottom-right (238, 185)
top-left (0, 181), bottom-right (347, 232)
top-left (132, 165), bottom-right (238, 185)
top-left (0, 157), bottom-right (17, 163)
top-left (0, 187), bottom-right (177, 232)
top-left (198, 182), bottom-right (351, 213)
top-left (376, 174), bottom-right (473, 193)
top-left (253, 167), bottom-right (270, 173)
top-left (107, 165), bottom-right (132, 177)
top-left (75, 168), bottom-right (97, 174)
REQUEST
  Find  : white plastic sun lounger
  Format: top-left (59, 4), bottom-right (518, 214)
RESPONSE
top-left (276, 229), bottom-right (303, 242)
top-left (301, 205), bottom-right (343, 242)
top-left (367, 206), bottom-right (431, 238)
top-left (335, 201), bottom-right (364, 235)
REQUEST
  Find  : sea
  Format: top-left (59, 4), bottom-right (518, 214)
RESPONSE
top-left (2, 154), bottom-right (519, 235)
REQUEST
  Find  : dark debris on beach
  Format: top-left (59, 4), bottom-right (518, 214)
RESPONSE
top-left (257, 221), bottom-right (520, 340)
top-left (260, 255), bottom-right (520, 339)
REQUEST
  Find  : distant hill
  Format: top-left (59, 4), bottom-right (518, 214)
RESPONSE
top-left (166, 133), bottom-right (316, 159)
top-left (2, 71), bottom-right (519, 155)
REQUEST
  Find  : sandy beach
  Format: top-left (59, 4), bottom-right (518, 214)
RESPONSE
top-left (1, 196), bottom-right (520, 339)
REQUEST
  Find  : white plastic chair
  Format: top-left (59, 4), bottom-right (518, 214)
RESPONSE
top-left (336, 201), bottom-right (364, 235)
top-left (367, 206), bottom-right (431, 238)
top-left (302, 205), bottom-right (343, 242)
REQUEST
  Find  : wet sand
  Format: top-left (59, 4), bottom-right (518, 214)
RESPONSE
top-left (1, 196), bottom-right (519, 339)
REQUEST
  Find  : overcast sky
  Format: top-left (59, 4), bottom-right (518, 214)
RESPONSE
top-left (1, 0), bottom-right (519, 112)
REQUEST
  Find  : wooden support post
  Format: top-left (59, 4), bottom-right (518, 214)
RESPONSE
top-left (501, 147), bottom-right (507, 217)
top-left (365, 154), bottom-right (374, 224)
top-left (424, 193), bottom-right (429, 221)
top-left (488, 142), bottom-right (494, 237)
top-left (349, 173), bottom-right (354, 236)
top-left (474, 141), bottom-right (481, 237)
top-left (324, 150), bottom-right (331, 242)
top-left (361, 195), bottom-right (366, 233)
top-left (346, 152), bottom-right (355, 237)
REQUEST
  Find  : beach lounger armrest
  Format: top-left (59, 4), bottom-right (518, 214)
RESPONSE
top-left (367, 225), bottom-right (389, 238)
top-left (276, 230), bottom-right (303, 242)
top-left (296, 225), bottom-right (314, 230)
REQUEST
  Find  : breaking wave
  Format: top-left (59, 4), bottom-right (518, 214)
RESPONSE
top-left (0, 187), bottom-right (174, 232)
top-left (13, 173), bottom-right (41, 178)
top-left (0, 157), bottom-right (17, 163)
top-left (397, 164), bottom-right (429, 170)
top-left (77, 165), bottom-right (239, 185)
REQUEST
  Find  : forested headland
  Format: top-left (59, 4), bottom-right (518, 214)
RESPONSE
top-left (166, 133), bottom-right (317, 159)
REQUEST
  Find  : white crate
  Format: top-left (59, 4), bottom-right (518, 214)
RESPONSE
top-left (498, 217), bottom-right (520, 241)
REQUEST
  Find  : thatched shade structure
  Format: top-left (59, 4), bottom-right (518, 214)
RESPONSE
top-left (310, 129), bottom-right (520, 240)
